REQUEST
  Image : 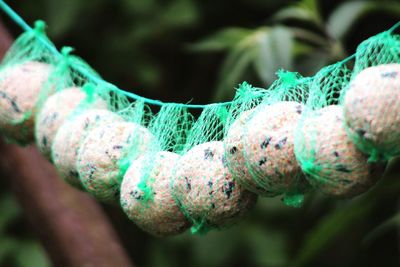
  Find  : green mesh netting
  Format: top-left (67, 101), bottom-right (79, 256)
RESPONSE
top-left (342, 31), bottom-right (400, 161)
top-left (0, 0), bottom-right (398, 236)
top-left (0, 21), bottom-right (56, 145)
top-left (224, 72), bottom-right (310, 208)
top-left (294, 61), bottom-right (387, 198)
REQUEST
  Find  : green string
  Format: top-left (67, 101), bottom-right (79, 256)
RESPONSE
top-left (0, 0), bottom-right (235, 109)
top-left (0, 0), bottom-right (400, 109)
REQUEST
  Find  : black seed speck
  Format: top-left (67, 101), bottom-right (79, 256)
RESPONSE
top-left (42, 136), bottom-right (48, 147)
top-left (83, 119), bottom-right (90, 130)
top-left (51, 112), bottom-right (58, 120)
top-left (87, 163), bottom-right (97, 182)
top-left (221, 156), bottom-right (228, 167)
top-left (69, 170), bottom-right (79, 178)
top-left (381, 71), bottom-right (397, 78)
top-left (296, 105), bottom-right (302, 114)
top-left (333, 151), bottom-right (339, 157)
top-left (208, 181), bottom-right (213, 188)
top-left (185, 177), bottom-right (191, 191)
top-left (0, 91), bottom-right (21, 113)
top-left (209, 190), bottom-right (214, 196)
top-left (259, 157), bottom-right (267, 166)
top-left (336, 164), bottom-right (351, 173)
top-left (204, 148), bottom-right (214, 160)
top-left (274, 137), bottom-right (287, 150)
top-left (260, 136), bottom-right (272, 149)
top-left (356, 129), bottom-right (366, 137)
top-left (10, 99), bottom-right (20, 113)
top-left (211, 203), bottom-right (215, 209)
top-left (229, 146), bottom-right (238, 154)
top-left (223, 181), bottom-right (235, 199)
top-left (130, 190), bottom-right (143, 200)
top-left (338, 179), bottom-right (351, 185)
top-left (113, 145), bottom-right (123, 150)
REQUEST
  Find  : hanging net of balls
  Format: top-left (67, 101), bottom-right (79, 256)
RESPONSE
top-left (0, 1), bottom-right (399, 236)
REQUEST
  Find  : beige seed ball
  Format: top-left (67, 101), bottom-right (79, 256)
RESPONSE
top-left (241, 101), bottom-right (308, 196)
top-left (35, 87), bottom-right (107, 159)
top-left (0, 61), bottom-right (52, 144)
top-left (173, 141), bottom-right (257, 232)
top-left (298, 105), bottom-right (385, 197)
top-left (52, 109), bottom-right (123, 189)
top-left (120, 151), bottom-right (191, 236)
top-left (344, 64), bottom-right (400, 159)
top-left (77, 121), bottom-right (157, 203)
top-left (224, 109), bottom-right (258, 192)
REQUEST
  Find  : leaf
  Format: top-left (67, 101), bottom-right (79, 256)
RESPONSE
top-left (159, 0), bottom-right (199, 29)
top-left (211, 26), bottom-right (301, 100)
top-left (120, 0), bottom-right (156, 15)
top-left (213, 41), bottom-right (256, 101)
top-left (273, 0), bottom-right (322, 26)
top-left (14, 241), bottom-right (51, 267)
top-left (273, 6), bottom-right (317, 23)
top-left (287, 27), bottom-right (328, 47)
top-left (327, 1), bottom-right (400, 40)
top-left (0, 236), bottom-right (18, 263)
top-left (363, 212), bottom-right (400, 246)
top-left (189, 28), bottom-right (254, 52)
top-left (0, 194), bottom-right (20, 233)
top-left (298, 0), bottom-right (320, 18)
top-left (290, 199), bottom-right (375, 267)
top-left (254, 26), bottom-right (294, 84)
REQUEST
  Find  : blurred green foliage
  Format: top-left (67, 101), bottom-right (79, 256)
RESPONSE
top-left (1, 0), bottom-right (400, 266)
top-left (0, 192), bottom-right (50, 267)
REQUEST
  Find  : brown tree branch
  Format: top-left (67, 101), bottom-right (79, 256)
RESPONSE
top-left (0, 20), bottom-right (134, 267)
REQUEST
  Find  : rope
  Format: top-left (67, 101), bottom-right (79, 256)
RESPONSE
top-left (0, 0), bottom-right (235, 109)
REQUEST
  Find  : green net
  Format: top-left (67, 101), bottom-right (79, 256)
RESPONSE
top-left (0, 21), bottom-right (56, 145)
top-left (224, 72), bottom-right (310, 208)
top-left (0, 1), bottom-right (399, 236)
top-left (294, 59), bottom-right (387, 198)
top-left (343, 31), bottom-right (400, 161)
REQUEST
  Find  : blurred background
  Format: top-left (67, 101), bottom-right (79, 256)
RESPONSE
top-left (1, 0), bottom-right (400, 266)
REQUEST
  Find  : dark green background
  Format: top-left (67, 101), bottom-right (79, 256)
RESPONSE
top-left (1, 0), bottom-right (400, 266)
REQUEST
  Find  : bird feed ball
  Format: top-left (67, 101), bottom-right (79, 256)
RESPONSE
top-left (35, 87), bottom-right (107, 159)
top-left (52, 109), bottom-right (123, 189)
top-left (224, 102), bottom-right (308, 197)
top-left (77, 121), bottom-right (157, 203)
top-left (0, 61), bottom-right (52, 144)
top-left (120, 151), bottom-right (191, 236)
top-left (344, 64), bottom-right (400, 159)
top-left (173, 141), bottom-right (257, 232)
top-left (298, 105), bottom-right (385, 197)
top-left (241, 101), bottom-right (308, 197)
top-left (224, 109), bottom-right (259, 193)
